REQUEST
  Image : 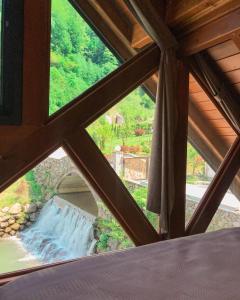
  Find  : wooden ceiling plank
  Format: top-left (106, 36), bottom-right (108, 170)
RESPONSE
top-left (224, 69), bottom-right (240, 84)
top-left (207, 39), bottom-right (239, 60)
top-left (63, 129), bottom-right (160, 246)
top-left (0, 44), bottom-right (160, 192)
top-left (216, 53), bottom-right (240, 72)
top-left (186, 137), bottom-right (240, 235)
top-left (232, 30), bottom-right (240, 50)
top-left (180, 8), bottom-right (240, 55)
top-left (169, 0), bottom-right (240, 36)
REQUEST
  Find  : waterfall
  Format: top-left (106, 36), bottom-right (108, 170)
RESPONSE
top-left (20, 196), bottom-right (96, 263)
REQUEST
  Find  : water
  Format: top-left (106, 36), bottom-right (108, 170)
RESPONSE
top-left (20, 196), bottom-right (96, 263)
top-left (0, 238), bottom-right (40, 274)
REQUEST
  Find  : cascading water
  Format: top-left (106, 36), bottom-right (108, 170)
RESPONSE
top-left (20, 196), bottom-right (96, 263)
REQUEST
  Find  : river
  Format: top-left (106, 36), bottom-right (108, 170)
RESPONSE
top-left (0, 238), bottom-right (40, 274)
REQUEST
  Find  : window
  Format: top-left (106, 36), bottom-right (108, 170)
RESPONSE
top-left (0, 0), bottom-right (24, 125)
top-left (49, 0), bottom-right (120, 115)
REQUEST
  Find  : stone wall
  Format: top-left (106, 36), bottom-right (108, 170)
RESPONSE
top-left (186, 199), bottom-right (240, 232)
top-left (33, 156), bottom-right (76, 200)
top-left (0, 203), bottom-right (42, 238)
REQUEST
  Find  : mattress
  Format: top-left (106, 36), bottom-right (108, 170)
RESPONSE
top-left (1, 227), bottom-right (240, 300)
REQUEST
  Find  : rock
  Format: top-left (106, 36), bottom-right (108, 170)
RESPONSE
top-left (29, 213), bottom-right (37, 222)
top-left (10, 230), bottom-right (16, 236)
top-left (0, 215), bottom-right (10, 222)
top-left (36, 202), bottom-right (43, 209)
top-left (8, 218), bottom-right (15, 225)
top-left (0, 231), bottom-right (4, 237)
top-left (0, 222), bottom-right (9, 229)
top-left (11, 223), bottom-right (20, 231)
top-left (9, 203), bottom-right (22, 215)
top-left (26, 222), bottom-right (32, 227)
top-left (17, 218), bottom-right (27, 225)
top-left (2, 207), bottom-right (9, 213)
top-left (2, 234), bottom-right (10, 238)
top-left (24, 203), bottom-right (37, 214)
top-left (19, 225), bottom-right (25, 231)
top-left (5, 227), bottom-right (11, 233)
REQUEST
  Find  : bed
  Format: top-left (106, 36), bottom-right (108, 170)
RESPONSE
top-left (1, 227), bottom-right (240, 300)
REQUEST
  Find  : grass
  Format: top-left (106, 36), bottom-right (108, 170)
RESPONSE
top-left (0, 171), bottom-right (43, 209)
top-left (0, 178), bottom-right (31, 208)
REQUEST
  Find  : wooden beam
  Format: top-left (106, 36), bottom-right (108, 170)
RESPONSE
top-left (0, 44), bottom-right (160, 192)
top-left (186, 137), bottom-right (240, 235)
top-left (22, 0), bottom-right (51, 125)
top-left (0, 125), bottom-right (38, 155)
top-left (232, 30), bottom-right (240, 50)
top-left (63, 129), bottom-right (160, 246)
top-left (168, 61), bottom-right (189, 238)
top-left (180, 8), bottom-right (240, 55)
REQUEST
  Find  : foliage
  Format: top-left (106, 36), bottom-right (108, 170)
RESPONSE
top-left (95, 186), bottom-right (158, 252)
top-left (25, 171), bottom-right (43, 202)
top-left (50, 0), bottom-right (119, 114)
top-left (187, 143), bottom-right (205, 177)
top-left (0, 178), bottom-right (30, 208)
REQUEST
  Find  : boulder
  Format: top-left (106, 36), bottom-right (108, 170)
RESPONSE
top-left (0, 231), bottom-right (4, 237)
top-left (9, 203), bottom-right (22, 215)
top-left (26, 222), bottom-right (32, 227)
top-left (29, 213), bottom-right (37, 222)
top-left (5, 227), bottom-right (11, 233)
top-left (11, 223), bottom-right (20, 231)
top-left (17, 218), bottom-right (27, 225)
top-left (36, 202), bottom-right (43, 209)
top-left (2, 233), bottom-right (10, 238)
top-left (0, 215), bottom-right (10, 222)
top-left (10, 230), bottom-right (16, 236)
top-left (2, 207), bottom-right (9, 213)
top-left (24, 203), bottom-right (37, 214)
top-left (8, 218), bottom-right (15, 225)
top-left (0, 222), bottom-right (9, 229)
top-left (19, 225), bottom-right (25, 231)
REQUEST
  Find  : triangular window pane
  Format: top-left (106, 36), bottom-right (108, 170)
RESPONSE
top-left (0, 148), bottom-right (133, 275)
top-left (87, 85), bottom-right (159, 231)
top-left (185, 142), bottom-right (240, 232)
top-left (49, 0), bottom-right (120, 115)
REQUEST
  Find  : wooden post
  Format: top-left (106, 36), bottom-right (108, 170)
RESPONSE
top-left (63, 129), bottom-right (161, 246)
top-left (168, 60), bottom-right (189, 238)
top-left (22, 0), bottom-right (51, 125)
top-left (186, 137), bottom-right (240, 235)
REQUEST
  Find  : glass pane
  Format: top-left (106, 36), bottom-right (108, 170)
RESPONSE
top-left (186, 142), bottom-right (240, 232)
top-left (0, 148), bottom-right (133, 275)
top-left (87, 86), bottom-right (159, 230)
top-left (49, 0), bottom-right (119, 115)
top-left (186, 143), bottom-right (217, 224)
